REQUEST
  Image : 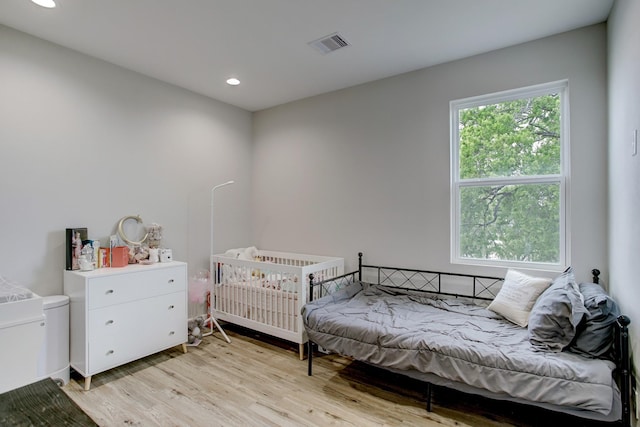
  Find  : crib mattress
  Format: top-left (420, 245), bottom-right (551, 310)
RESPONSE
top-left (302, 282), bottom-right (618, 416)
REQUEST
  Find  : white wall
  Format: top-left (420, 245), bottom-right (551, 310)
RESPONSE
top-left (608, 0), bottom-right (640, 382)
top-left (1, 10), bottom-right (630, 400)
top-left (0, 25), bottom-right (253, 298)
top-left (0, 20), bottom-right (617, 340)
top-left (253, 25), bottom-right (608, 280)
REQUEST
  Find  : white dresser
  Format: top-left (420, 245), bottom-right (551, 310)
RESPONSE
top-left (64, 261), bottom-right (187, 390)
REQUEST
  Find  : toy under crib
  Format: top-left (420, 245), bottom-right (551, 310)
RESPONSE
top-left (212, 248), bottom-right (344, 359)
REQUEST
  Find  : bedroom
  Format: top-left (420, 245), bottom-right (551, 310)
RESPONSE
top-left (0, 0), bottom-right (638, 425)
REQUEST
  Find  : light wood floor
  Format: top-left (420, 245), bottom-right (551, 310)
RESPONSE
top-left (61, 325), bottom-right (614, 426)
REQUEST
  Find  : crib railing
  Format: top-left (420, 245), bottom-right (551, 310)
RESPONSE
top-left (216, 280), bottom-right (299, 332)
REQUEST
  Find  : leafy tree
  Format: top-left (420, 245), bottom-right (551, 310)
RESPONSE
top-left (457, 94), bottom-right (561, 263)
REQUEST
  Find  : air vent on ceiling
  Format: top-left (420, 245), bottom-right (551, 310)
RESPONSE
top-left (308, 32), bottom-right (350, 54)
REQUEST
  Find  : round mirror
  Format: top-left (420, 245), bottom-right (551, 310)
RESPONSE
top-left (117, 215), bottom-right (148, 246)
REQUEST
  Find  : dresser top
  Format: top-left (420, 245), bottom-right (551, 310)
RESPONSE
top-left (64, 261), bottom-right (186, 278)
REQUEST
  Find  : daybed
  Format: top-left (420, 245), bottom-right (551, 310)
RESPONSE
top-left (303, 253), bottom-right (631, 426)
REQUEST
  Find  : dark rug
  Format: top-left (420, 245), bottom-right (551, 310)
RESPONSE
top-left (0, 378), bottom-right (97, 426)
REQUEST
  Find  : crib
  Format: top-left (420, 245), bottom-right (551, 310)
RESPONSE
top-left (212, 250), bottom-right (344, 359)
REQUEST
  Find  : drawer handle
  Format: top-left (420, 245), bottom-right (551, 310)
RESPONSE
top-left (106, 350), bottom-right (114, 356)
top-left (168, 279), bottom-right (175, 284)
top-left (106, 320), bottom-right (114, 326)
top-left (168, 305), bottom-right (175, 310)
top-left (169, 331), bottom-right (175, 335)
top-left (105, 289), bottom-right (114, 295)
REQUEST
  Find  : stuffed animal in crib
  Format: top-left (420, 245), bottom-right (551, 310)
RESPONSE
top-left (222, 247), bottom-right (261, 281)
top-left (224, 248), bottom-right (244, 259)
top-left (224, 246), bottom-right (259, 260)
top-left (243, 246), bottom-right (258, 260)
top-left (187, 316), bottom-right (205, 344)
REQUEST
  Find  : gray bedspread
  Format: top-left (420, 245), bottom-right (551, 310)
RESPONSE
top-left (302, 282), bottom-right (617, 415)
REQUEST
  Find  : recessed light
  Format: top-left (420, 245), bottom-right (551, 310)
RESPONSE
top-left (226, 78), bottom-right (240, 86)
top-left (31, 0), bottom-right (56, 8)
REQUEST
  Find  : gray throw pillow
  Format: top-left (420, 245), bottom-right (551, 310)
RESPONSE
top-left (569, 282), bottom-right (620, 359)
top-left (528, 268), bottom-right (589, 352)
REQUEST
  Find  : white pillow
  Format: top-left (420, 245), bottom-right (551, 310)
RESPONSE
top-left (488, 269), bottom-right (552, 327)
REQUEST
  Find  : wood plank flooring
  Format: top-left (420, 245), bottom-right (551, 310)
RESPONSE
top-left (61, 324), bottom-right (616, 426)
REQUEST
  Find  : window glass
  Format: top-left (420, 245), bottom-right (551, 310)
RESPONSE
top-left (451, 81), bottom-right (568, 269)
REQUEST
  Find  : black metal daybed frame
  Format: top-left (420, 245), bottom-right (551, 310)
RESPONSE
top-left (306, 252), bottom-right (632, 427)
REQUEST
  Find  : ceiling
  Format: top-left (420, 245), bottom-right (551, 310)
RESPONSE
top-left (0, 0), bottom-right (614, 112)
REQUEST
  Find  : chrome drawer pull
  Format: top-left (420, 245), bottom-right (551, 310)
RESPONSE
top-left (105, 289), bottom-right (114, 295)
top-left (168, 279), bottom-right (175, 284)
top-left (106, 320), bottom-right (114, 326)
top-left (168, 305), bottom-right (175, 310)
top-left (106, 350), bottom-right (114, 355)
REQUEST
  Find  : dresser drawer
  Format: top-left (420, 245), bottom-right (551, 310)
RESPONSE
top-left (88, 266), bottom-right (185, 309)
top-left (88, 292), bottom-right (186, 374)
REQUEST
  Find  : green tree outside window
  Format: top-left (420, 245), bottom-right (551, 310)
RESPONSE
top-left (452, 82), bottom-right (567, 267)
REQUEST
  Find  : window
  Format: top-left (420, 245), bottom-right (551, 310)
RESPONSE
top-left (450, 80), bottom-right (569, 270)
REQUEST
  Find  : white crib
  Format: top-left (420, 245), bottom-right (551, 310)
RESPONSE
top-left (212, 250), bottom-right (343, 359)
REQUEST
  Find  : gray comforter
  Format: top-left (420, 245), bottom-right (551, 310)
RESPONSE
top-left (302, 282), bottom-right (617, 415)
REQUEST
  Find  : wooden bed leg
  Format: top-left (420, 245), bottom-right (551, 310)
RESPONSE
top-left (426, 383), bottom-right (432, 412)
top-left (299, 343), bottom-right (304, 360)
top-left (83, 376), bottom-right (92, 391)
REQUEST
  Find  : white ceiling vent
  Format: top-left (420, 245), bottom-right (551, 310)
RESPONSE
top-left (308, 33), bottom-right (350, 54)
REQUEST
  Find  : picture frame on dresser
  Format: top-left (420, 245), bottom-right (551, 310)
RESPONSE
top-left (65, 228), bottom-right (88, 271)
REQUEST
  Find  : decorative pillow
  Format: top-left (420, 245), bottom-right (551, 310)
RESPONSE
top-left (569, 282), bottom-right (620, 359)
top-left (528, 268), bottom-right (589, 352)
top-left (487, 269), bottom-right (552, 327)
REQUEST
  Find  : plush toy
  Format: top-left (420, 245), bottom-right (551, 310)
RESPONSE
top-left (224, 248), bottom-right (244, 259)
top-left (187, 315), bottom-right (205, 344)
top-left (128, 245), bottom-right (149, 264)
top-left (243, 246), bottom-right (258, 260)
top-left (224, 246), bottom-right (259, 261)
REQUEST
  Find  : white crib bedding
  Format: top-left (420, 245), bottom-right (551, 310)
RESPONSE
top-left (221, 271), bottom-right (332, 294)
top-left (303, 282), bottom-right (618, 416)
top-left (222, 277), bottom-right (299, 293)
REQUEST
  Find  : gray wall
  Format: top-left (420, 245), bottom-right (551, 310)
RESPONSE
top-left (608, 0), bottom-right (640, 380)
top-left (253, 25), bottom-right (608, 281)
top-left (2, 19), bottom-right (626, 370)
top-left (0, 25), bottom-right (254, 298)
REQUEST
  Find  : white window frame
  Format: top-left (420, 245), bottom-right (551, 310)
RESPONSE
top-left (450, 80), bottom-right (570, 271)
